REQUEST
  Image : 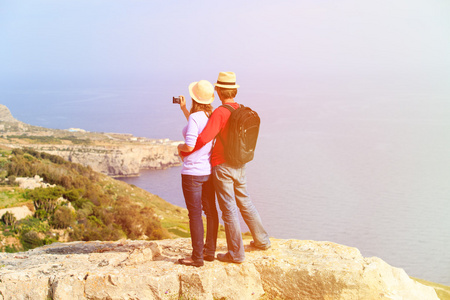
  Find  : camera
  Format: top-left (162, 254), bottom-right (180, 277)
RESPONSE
top-left (173, 97), bottom-right (181, 104)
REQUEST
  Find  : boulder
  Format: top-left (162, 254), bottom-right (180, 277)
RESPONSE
top-left (0, 206), bottom-right (33, 221)
top-left (0, 238), bottom-right (438, 299)
top-left (15, 175), bottom-right (56, 190)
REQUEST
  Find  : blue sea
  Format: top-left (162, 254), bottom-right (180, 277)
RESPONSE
top-left (1, 86), bottom-right (449, 285)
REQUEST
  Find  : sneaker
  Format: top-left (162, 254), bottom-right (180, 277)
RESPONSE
top-left (203, 248), bottom-right (215, 261)
top-left (250, 241), bottom-right (271, 250)
top-left (216, 253), bottom-right (244, 264)
top-left (204, 255), bottom-right (215, 262)
top-left (177, 258), bottom-right (204, 267)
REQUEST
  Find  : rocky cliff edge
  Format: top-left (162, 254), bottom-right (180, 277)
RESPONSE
top-left (0, 238), bottom-right (438, 300)
top-left (33, 144), bottom-right (182, 176)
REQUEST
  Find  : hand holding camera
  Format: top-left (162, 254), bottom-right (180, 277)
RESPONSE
top-left (173, 95), bottom-right (186, 107)
top-left (175, 95), bottom-right (189, 120)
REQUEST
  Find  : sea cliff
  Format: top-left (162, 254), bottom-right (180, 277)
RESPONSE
top-left (23, 143), bottom-right (181, 177)
top-left (0, 238), bottom-right (439, 300)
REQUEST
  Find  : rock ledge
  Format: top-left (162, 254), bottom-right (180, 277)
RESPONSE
top-left (0, 238), bottom-right (438, 299)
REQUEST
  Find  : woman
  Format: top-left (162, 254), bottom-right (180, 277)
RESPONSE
top-left (177, 80), bottom-right (219, 267)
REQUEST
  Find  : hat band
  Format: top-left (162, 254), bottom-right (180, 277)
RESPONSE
top-left (217, 80), bottom-right (236, 86)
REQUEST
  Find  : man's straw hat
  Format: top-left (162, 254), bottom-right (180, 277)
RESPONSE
top-left (215, 71), bottom-right (240, 89)
top-left (189, 80), bottom-right (215, 104)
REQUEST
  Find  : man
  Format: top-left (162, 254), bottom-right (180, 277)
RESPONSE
top-left (179, 71), bottom-right (271, 263)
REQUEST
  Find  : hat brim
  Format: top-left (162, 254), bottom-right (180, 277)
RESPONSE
top-left (189, 82), bottom-right (215, 104)
top-left (214, 83), bottom-right (240, 89)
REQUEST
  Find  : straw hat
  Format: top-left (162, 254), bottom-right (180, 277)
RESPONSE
top-left (214, 71), bottom-right (240, 89)
top-left (189, 80), bottom-right (215, 104)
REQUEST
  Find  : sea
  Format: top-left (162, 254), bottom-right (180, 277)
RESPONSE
top-left (1, 86), bottom-right (449, 285)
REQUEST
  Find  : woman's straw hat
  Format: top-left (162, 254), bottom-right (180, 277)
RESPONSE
top-left (214, 71), bottom-right (240, 89)
top-left (189, 80), bottom-right (215, 104)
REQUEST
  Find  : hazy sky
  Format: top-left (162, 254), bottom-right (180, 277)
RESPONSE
top-left (1, 0), bottom-right (450, 94)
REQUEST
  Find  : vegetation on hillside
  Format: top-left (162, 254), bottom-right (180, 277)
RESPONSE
top-left (0, 147), bottom-right (190, 252)
top-left (5, 134), bottom-right (91, 145)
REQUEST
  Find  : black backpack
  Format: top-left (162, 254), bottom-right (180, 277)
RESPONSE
top-left (219, 104), bottom-right (260, 166)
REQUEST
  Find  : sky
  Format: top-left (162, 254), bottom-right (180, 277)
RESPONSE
top-left (1, 0), bottom-right (450, 95)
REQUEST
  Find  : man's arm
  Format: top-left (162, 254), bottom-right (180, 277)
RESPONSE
top-left (180, 108), bottom-right (225, 157)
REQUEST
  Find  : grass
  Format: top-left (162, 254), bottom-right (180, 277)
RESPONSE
top-left (0, 188), bottom-right (29, 209)
top-left (412, 277), bottom-right (450, 300)
top-left (168, 228), bottom-right (190, 237)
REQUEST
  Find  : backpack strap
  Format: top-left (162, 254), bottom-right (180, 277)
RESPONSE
top-left (217, 104), bottom-right (238, 146)
top-left (220, 104), bottom-right (238, 112)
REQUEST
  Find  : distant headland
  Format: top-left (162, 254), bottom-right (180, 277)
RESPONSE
top-left (0, 104), bottom-right (181, 176)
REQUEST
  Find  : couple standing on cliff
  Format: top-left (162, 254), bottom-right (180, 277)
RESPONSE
top-left (176, 71), bottom-right (271, 267)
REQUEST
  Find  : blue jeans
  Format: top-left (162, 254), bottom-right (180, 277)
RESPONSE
top-left (181, 174), bottom-right (218, 261)
top-left (213, 163), bottom-right (270, 262)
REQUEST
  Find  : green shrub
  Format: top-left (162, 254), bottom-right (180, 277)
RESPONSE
top-left (63, 189), bottom-right (82, 202)
top-left (58, 175), bottom-right (72, 189)
top-left (2, 211), bottom-right (16, 226)
top-left (33, 198), bottom-right (57, 217)
top-left (151, 228), bottom-right (167, 240)
top-left (29, 187), bottom-right (65, 218)
top-left (11, 148), bottom-right (23, 156)
top-left (21, 230), bottom-right (43, 250)
top-left (75, 200), bottom-right (94, 218)
top-left (7, 175), bottom-right (16, 185)
top-left (42, 235), bottom-right (58, 246)
top-left (113, 196), bottom-right (168, 240)
top-left (87, 215), bottom-right (104, 226)
top-left (51, 206), bottom-right (75, 229)
top-left (23, 153), bottom-right (35, 162)
top-left (4, 244), bottom-right (19, 253)
top-left (27, 186), bottom-right (65, 201)
top-left (34, 209), bottom-right (49, 220)
top-left (18, 217), bottom-right (50, 234)
top-left (20, 229), bottom-right (57, 251)
top-left (76, 221), bottom-right (116, 242)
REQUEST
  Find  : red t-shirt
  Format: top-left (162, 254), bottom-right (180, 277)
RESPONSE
top-left (181, 102), bottom-right (240, 167)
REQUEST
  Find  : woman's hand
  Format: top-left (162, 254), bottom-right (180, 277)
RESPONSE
top-left (179, 95), bottom-right (186, 109)
top-left (178, 143), bottom-right (194, 153)
top-left (178, 143), bottom-right (194, 162)
top-left (177, 143), bottom-right (186, 162)
top-left (179, 95), bottom-right (189, 120)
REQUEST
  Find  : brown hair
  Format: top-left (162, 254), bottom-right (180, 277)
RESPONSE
top-left (216, 87), bottom-right (238, 100)
top-left (190, 99), bottom-right (213, 118)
